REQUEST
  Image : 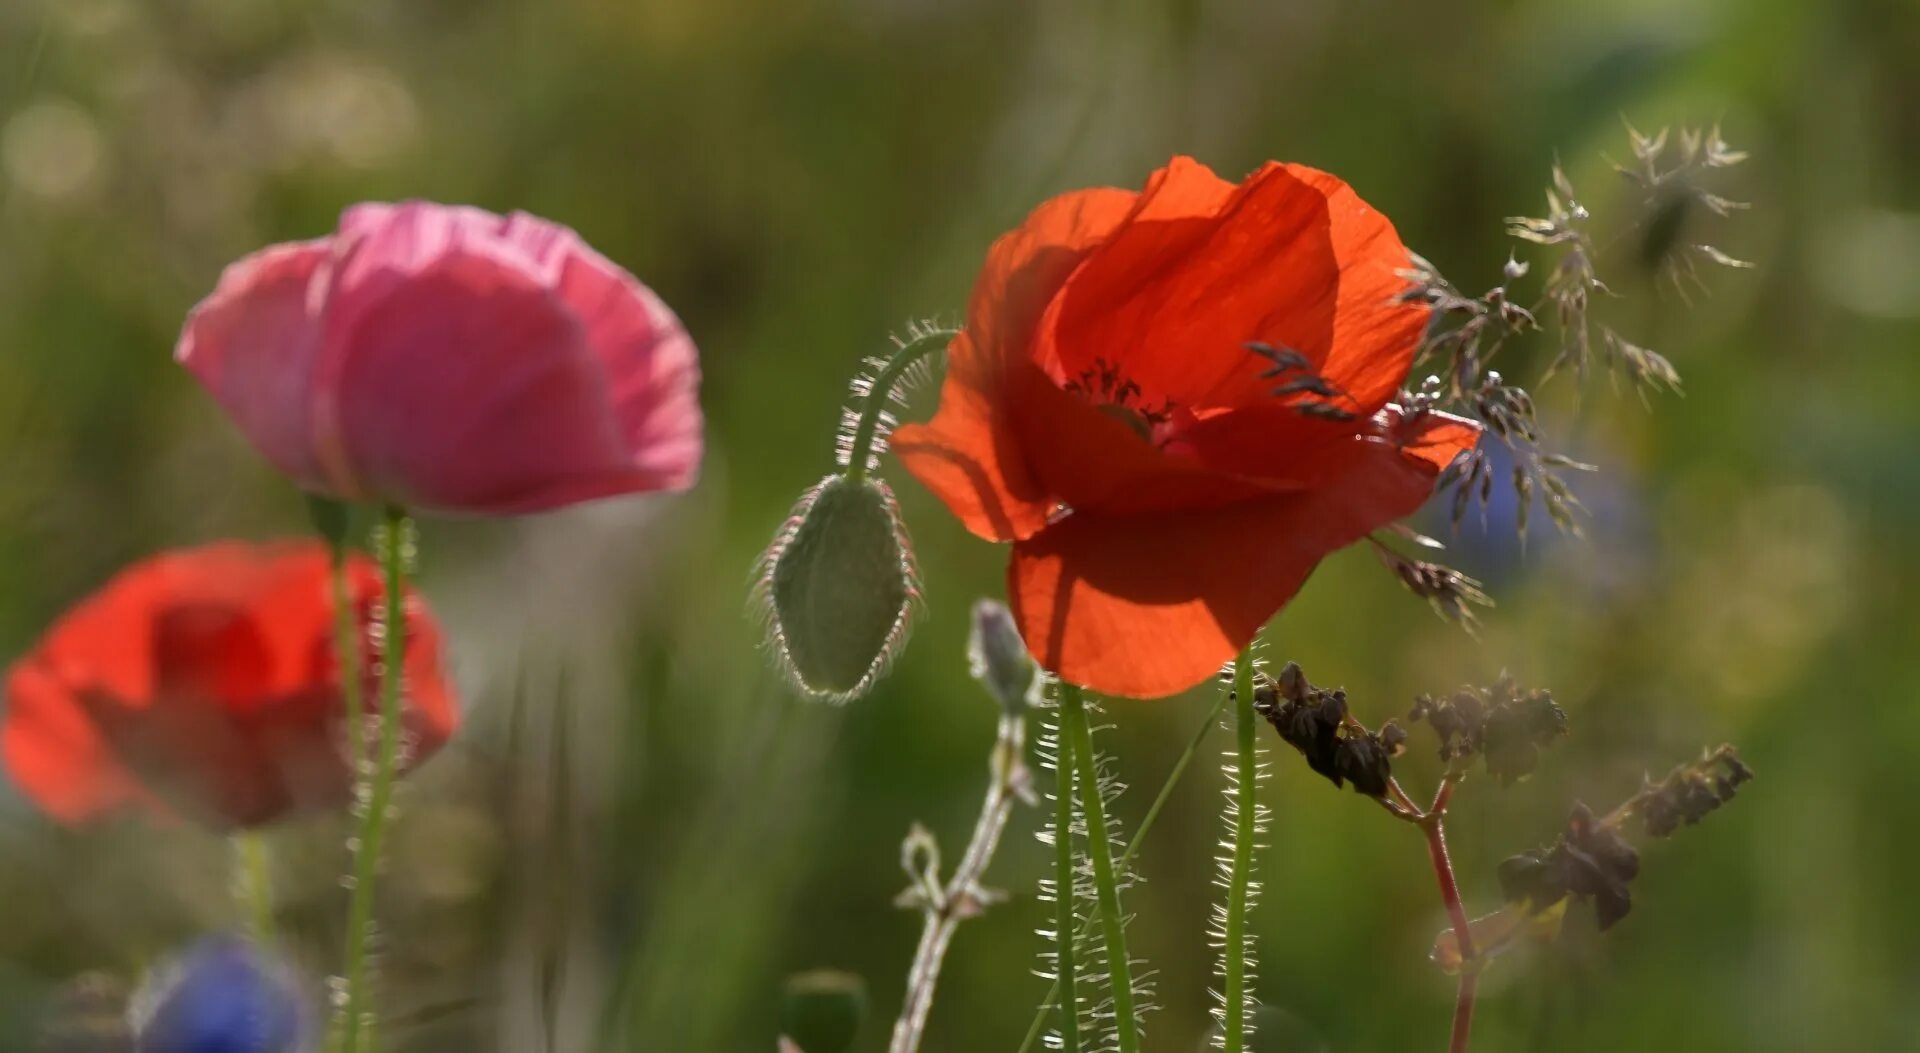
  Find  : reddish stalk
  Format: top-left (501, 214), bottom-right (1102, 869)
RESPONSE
top-left (1449, 971), bottom-right (1479, 1053)
top-left (1421, 776), bottom-right (1477, 1053)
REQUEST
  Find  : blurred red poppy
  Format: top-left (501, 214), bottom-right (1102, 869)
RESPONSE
top-left (892, 157), bottom-right (1480, 698)
top-left (177, 202), bottom-right (702, 515)
top-left (2, 541), bottom-right (458, 828)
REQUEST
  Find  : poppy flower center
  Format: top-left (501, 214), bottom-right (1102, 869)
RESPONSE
top-left (1065, 358), bottom-right (1179, 445)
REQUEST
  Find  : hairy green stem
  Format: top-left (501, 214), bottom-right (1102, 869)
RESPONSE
top-left (328, 542), bottom-right (367, 812)
top-left (1059, 684), bottom-right (1138, 1053)
top-left (233, 832), bottom-right (274, 943)
top-left (842, 329), bottom-right (956, 484)
top-left (1017, 683), bottom-right (1233, 1053)
top-left (337, 506), bottom-right (410, 1053)
top-left (1051, 703), bottom-right (1081, 1053)
top-left (1221, 649), bottom-right (1258, 1052)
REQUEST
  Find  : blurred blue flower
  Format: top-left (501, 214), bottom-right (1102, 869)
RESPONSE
top-left (136, 938), bottom-right (309, 1053)
top-left (1431, 438), bottom-right (1651, 594)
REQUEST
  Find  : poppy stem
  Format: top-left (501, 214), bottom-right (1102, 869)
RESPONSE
top-left (1220, 647), bottom-right (1259, 1053)
top-left (842, 328), bottom-right (957, 484)
top-left (887, 711), bottom-right (1029, 1053)
top-left (309, 496), bottom-right (364, 788)
top-left (232, 831), bottom-right (274, 944)
top-left (337, 506), bottom-right (412, 1053)
top-left (1050, 704), bottom-right (1081, 1053)
top-left (1016, 681), bottom-right (1233, 1053)
top-left (1058, 683), bottom-right (1140, 1053)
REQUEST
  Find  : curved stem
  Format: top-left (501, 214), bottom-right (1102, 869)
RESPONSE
top-left (888, 714), bottom-right (1027, 1053)
top-left (842, 329), bottom-right (956, 484)
top-left (1050, 704), bottom-right (1081, 1053)
top-left (1017, 682), bottom-right (1233, 1053)
top-left (1059, 684), bottom-right (1138, 1053)
top-left (1221, 649), bottom-right (1258, 1052)
top-left (338, 506), bottom-right (410, 1053)
top-left (1422, 818), bottom-right (1474, 964)
top-left (1422, 804), bottom-right (1477, 1053)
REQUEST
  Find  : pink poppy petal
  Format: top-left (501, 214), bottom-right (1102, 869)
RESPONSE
top-left (174, 240), bottom-right (333, 491)
top-left (551, 244), bottom-right (703, 491)
top-left (325, 247), bottom-right (635, 514)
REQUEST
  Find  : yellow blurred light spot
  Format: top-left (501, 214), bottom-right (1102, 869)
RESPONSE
top-left (2, 98), bottom-right (106, 201)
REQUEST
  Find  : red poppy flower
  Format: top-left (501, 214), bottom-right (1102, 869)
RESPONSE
top-left (2, 541), bottom-right (458, 828)
top-left (891, 157), bottom-right (1480, 699)
top-left (177, 202), bottom-right (702, 515)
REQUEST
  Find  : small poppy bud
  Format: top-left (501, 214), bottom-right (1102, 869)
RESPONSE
top-left (780, 970), bottom-right (866, 1053)
top-left (967, 599), bottom-right (1035, 714)
top-left (760, 474), bottom-right (917, 700)
top-left (134, 937), bottom-right (310, 1053)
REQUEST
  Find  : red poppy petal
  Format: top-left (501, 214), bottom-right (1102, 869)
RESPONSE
top-left (891, 335), bottom-right (1057, 542)
top-left (967, 187), bottom-right (1140, 362)
top-left (1286, 165), bottom-right (1432, 413)
top-left (2, 659), bottom-right (148, 823)
top-left (151, 604), bottom-right (275, 709)
top-left (1043, 159), bottom-right (1424, 417)
top-left (894, 187), bottom-right (1137, 542)
top-left (1008, 408), bottom-right (1479, 699)
top-left (1004, 358), bottom-right (1276, 515)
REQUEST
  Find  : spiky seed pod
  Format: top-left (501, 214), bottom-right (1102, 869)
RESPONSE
top-left (758, 474), bottom-right (918, 701)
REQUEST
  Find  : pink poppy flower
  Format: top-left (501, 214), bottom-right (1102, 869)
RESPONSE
top-left (178, 203), bottom-right (702, 514)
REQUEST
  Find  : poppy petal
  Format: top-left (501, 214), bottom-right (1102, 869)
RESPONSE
top-left (325, 246), bottom-right (638, 514)
top-left (1008, 408), bottom-right (1479, 698)
top-left (2, 658), bottom-right (149, 823)
top-left (1004, 358), bottom-right (1278, 515)
top-left (891, 333), bottom-right (1058, 542)
top-left (967, 187), bottom-right (1140, 361)
top-left (1043, 158), bottom-right (1424, 417)
top-left (550, 241), bottom-right (704, 492)
top-left (893, 187), bottom-right (1136, 542)
top-left (174, 240), bottom-right (334, 492)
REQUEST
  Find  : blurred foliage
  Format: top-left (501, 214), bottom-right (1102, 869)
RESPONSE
top-left (3, 0), bottom-right (1920, 1050)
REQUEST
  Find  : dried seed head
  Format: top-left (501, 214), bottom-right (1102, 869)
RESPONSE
top-left (1407, 676), bottom-right (1566, 783)
top-left (1372, 541), bottom-right (1493, 630)
top-left (1636, 746), bottom-right (1753, 838)
top-left (1255, 662), bottom-right (1400, 799)
top-left (756, 474), bottom-right (919, 701)
top-left (1497, 800), bottom-right (1642, 930)
top-left (967, 598), bottom-right (1036, 714)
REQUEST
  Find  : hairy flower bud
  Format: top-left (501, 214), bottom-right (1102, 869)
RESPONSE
top-left (758, 474), bottom-right (918, 701)
top-left (967, 599), bottom-right (1035, 713)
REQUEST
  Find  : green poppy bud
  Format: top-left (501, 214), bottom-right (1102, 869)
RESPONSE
top-left (780, 970), bottom-right (866, 1053)
top-left (967, 599), bottom-right (1035, 714)
top-left (759, 474), bottom-right (917, 701)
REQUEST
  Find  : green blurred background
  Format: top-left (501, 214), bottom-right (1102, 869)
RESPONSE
top-left (2, 0), bottom-right (1917, 1049)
